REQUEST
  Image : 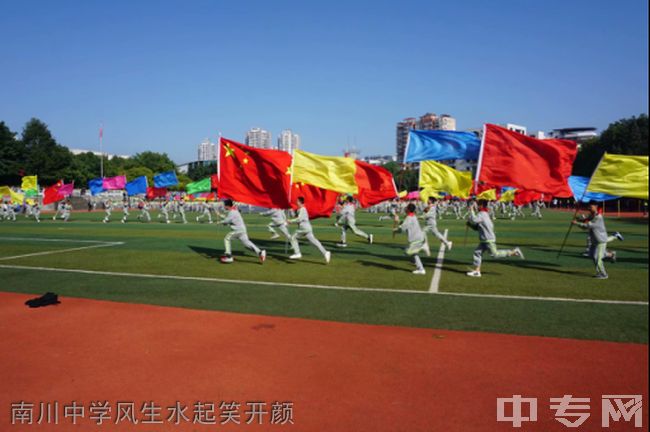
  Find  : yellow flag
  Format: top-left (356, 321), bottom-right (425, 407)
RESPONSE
top-left (499, 189), bottom-right (517, 202)
top-left (476, 189), bottom-right (497, 200)
top-left (420, 187), bottom-right (443, 202)
top-left (587, 153), bottom-right (649, 199)
top-left (21, 175), bottom-right (38, 191)
top-left (419, 160), bottom-right (472, 198)
top-left (292, 150), bottom-right (358, 194)
top-left (0, 186), bottom-right (24, 204)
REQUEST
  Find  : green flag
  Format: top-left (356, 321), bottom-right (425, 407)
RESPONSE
top-left (186, 177), bottom-right (211, 195)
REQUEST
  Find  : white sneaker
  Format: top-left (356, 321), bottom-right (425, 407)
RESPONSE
top-left (324, 251), bottom-right (331, 264)
top-left (412, 269), bottom-right (426, 275)
top-left (368, 234), bottom-right (374, 244)
top-left (289, 253), bottom-right (302, 260)
top-left (336, 243), bottom-right (348, 248)
top-left (259, 250), bottom-right (266, 263)
top-left (446, 241), bottom-right (453, 251)
top-left (270, 234), bottom-right (280, 240)
top-left (466, 270), bottom-right (482, 278)
top-left (513, 247), bottom-right (525, 260)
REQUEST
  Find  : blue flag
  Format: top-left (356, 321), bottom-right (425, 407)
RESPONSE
top-left (154, 171), bottom-right (178, 188)
top-left (568, 176), bottom-right (620, 202)
top-left (405, 130), bottom-right (481, 162)
top-left (125, 176), bottom-right (148, 196)
top-left (88, 178), bottom-right (105, 195)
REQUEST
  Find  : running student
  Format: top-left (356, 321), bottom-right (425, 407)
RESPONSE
top-left (466, 199), bottom-right (524, 278)
top-left (288, 196), bottom-right (331, 263)
top-left (573, 201), bottom-right (619, 279)
top-left (218, 199), bottom-right (266, 264)
top-left (102, 199), bottom-right (113, 223)
top-left (393, 202), bottom-right (430, 275)
top-left (336, 196), bottom-right (373, 247)
top-left (196, 201), bottom-right (213, 224)
top-left (261, 208), bottom-right (291, 240)
top-left (422, 197), bottom-right (452, 250)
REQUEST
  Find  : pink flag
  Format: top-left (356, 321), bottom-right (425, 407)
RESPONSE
top-left (58, 182), bottom-right (74, 197)
top-left (103, 175), bottom-right (126, 190)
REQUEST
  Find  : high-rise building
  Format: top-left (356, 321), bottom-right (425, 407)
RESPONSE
top-left (277, 129), bottom-right (301, 153)
top-left (437, 114), bottom-right (456, 131)
top-left (395, 113), bottom-right (457, 162)
top-left (418, 113), bottom-right (438, 130)
top-left (245, 127), bottom-right (272, 149)
top-left (197, 138), bottom-right (217, 161)
top-left (395, 117), bottom-right (417, 163)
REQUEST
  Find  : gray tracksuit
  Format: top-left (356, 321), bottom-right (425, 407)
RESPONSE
top-left (337, 203), bottom-right (369, 244)
top-left (577, 213), bottom-right (614, 277)
top-left (468, 209), bottom-right (515, 267)
top-left (221, 208), bottom-right (261, 256)
top-left (262, 209), bottom-right (290, 239)
top-left (289, 207), bottom-right (328, 257)
top-left (395, 213), bottom-right (427, 271)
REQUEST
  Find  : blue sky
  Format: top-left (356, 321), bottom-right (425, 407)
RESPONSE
top-left (1, 0), bottom-right (647, 163)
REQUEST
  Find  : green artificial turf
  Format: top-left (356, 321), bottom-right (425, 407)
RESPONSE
top-left (0, 208), bottom-right (647, 343)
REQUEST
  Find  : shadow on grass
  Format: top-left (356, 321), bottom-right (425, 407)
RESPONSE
top-left (188, 245), bottom-right (221, 259)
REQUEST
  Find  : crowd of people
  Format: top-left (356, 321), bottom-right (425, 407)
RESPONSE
top-left (0, 193), bottom-right (625, 279)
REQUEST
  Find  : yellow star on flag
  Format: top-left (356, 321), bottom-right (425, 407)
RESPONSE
top-left (224, 144), bottom-right (235, 158)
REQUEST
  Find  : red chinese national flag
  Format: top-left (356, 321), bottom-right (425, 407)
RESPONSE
top-left (354, 160), bottom-right (397, 208)
top-left (290, 182), bottom-right (338, 219)
top-left (478, 124), bottom-right (576, 197)
top-left (43, 180), bottom-right (64, 205)
top-left (146, 187), bottom-right (167, 199)
top-left (514, 190), bottom-right (543, 206)
top-left (218, 138), bottom-right (291, 209)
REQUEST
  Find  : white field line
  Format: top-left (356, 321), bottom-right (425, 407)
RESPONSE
top-left (429, 229), bottom-right (448, 293)
top-left (0, 264), bottom-right (647, 306)
top-left (0, 237), bottom-right (124, 261)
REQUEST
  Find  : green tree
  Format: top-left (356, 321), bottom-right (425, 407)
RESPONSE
top-left (131, 151), bottom-right (176, 174)
top-left (21, 118), bottom-right (73, 184)
top-left (124, 166), bottom-right (154, 185)
top-left (383, 161), bottom-right (418, 191)
top-left (0, 121), bottom-right (25, 184)
top-left (572, 114), bottom-right (649, 176)
top-left (187, 162), bottom-right (217, 181)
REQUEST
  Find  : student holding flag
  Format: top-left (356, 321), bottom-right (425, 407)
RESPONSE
top-left (335, 196), bottom-right (373, 247)
top-left (121, 199), bottom-right (130, 223)
top-left (137, 199), bottom-right (151, 222)
top-left (393, 203), bottom-right (430, 275)
top-left (102, 199), bottom-right (113, 223)
top-left (218, 199), bottom-right (266, 264)
top-left (422, 197), bottom-right (452, 251)
top-left (466, 200), bottom-right (525, 278)
top-left (261, 208), bottom-right (290, 240)
top-left (572, 201), bottom-right (620, 279)
top-left (288, 197), bottom-right (331, 263)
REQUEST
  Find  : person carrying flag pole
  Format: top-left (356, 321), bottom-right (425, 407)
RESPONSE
top-left (466, 199), bottom-right (525, 278)
top-left (393, 202), bottom-right (430, 275)
top-left (288, 196), bottom-right (331, 263)
top-left (102, 199), bottom-right (113, 223)
top-left (422, 196), bottom-right (453, 250)
top-left (572, 201), bottom-right (620, 279)
top-left (121, 198), bottom-right (130, 223)
top-left (137, 199), bottom-right (152, 222)
top-left (217, 199), bottom-right (266, 264)
top-left (335, 196), bottom-right (373, 247)
top-left (261, 208), bottom-right (291, 240)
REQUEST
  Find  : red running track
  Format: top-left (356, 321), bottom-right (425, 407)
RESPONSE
top-left (0, 292), bottom-right (647, 431)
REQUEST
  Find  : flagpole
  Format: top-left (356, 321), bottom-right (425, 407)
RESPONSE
top-left (557, 152), bottom-right (606, 259)
top-left (99, 123), bottom-right (104, 178)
